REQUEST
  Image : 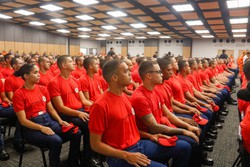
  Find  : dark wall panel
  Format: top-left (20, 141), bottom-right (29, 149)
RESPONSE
top-left (4, 23), bottom-right (14, 41)
top-left (47, 33), bottom-right (55, 44)
top-left (32, 30), bottom-right (40, 43)
top-left (23, 27), bottom-right (32, 43)
top-left (145, 39), bottom-right (158, 47)
top-left (39, 31), bottom-right (47, 43)
top-left (14, 25), bottom-right (24, 42)
top-left (0, 22), bottom-right (4, 41)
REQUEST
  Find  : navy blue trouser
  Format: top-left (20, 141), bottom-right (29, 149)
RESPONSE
top-left (107, 139), bottom-right (191, 167)
top-left (23, 113), bottom-right (81, 167)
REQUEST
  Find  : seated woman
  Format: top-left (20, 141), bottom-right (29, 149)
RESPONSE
top-left (12, 63), bottom-right (81, 167)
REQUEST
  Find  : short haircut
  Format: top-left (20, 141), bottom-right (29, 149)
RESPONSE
top-left (178, 59), bottom-right (187, 72)
top-left (243, 60), bottom-right (250, 81)
top-left (38, 56), bottom-right (46, 65)
top-left (57, 55), bottom-right (70, 69)
top-left (136, 57), bottom-right (146, 65)
top-left (83, 57), bottom-right (95, 70)
top-left (10, 57), bottom-right (18, 68)
top-left (14, 63), bottom-right (35, 80)
top-left (139, 60), bottom-right (157, 80)
top-left (157, 57), bottom-right (171, 71)
top-left (188, 58), bottom-right (195, 67)
top-left (75, 56), bottom-right (83, 64)
top-left (4, 53), bottom-right (12, 61)
top-left (208, 59), bottom-right (215, 66)
top-left (201, 58), bottom-right (207, 64)
top-left (102, 59), bottom-right (122, 83)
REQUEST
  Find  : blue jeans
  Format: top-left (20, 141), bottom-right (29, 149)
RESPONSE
top-left (107, 139), bottom-right (191, 167)
top-left (24, 113), bottom-right (81, 167)
top-left (60, 108), bottom-right (92, 160)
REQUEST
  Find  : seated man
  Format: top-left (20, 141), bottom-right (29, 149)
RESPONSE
top-left (89, 59), bottom-right (191, 167)
top-left (38, 57), bottom-right (53, 87)
top-left (48, 55), bottom-right (94, 166)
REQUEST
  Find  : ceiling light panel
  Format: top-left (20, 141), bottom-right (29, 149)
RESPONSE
top-left (136, 37), bottom-right (147, 39)
top-left (121, 32), bottom-right (134, 36)
top-left (40, 4), bottom-right (63, 11)
top-left (202, 35), bottom-right (214, 38)
top-left (98, 34), bottom-right (110, 37)
top-left (227, 0), bottom-right (250, 8)
top-left (159, 36), bottom-right (171, 38)
top-left (101, 25), bottom-right (117, 30)
top-left (14, 10), bottom-right (34, 16)
top-left (76, 15), bottom-right (94, 20)
top-left (186, 20), bottom-right (203, 26)
top-left (173, 4), bottom-right (194, 12)
top-left (114, 37), bottom-right (125, 39)
top-left (107, 11), bottom-right (127, 17)
top-left (230, 18), bottom-right (248, 24)
top-left (95, 38), bottom-right (106, 40)
top-left (79, 35), bottom-right (90, 38)
top-left (73, 0), bottom-right (99, 5)
top-left (57, 29), bottom-right (70, 33)
top-left (195, 30), bottom-right (209, 34)
top-left (147, 31), bottom-right (161, 35)
top-left (0, 14), bottom-right (12, 19)
top-left (77, 27), bottom-right (92, 31)
top-left (50, 19), bottom-right (67, 24)
top-left (233, 34), bottom-right (246, 37)
top-left (232, 29), bottom-right (247, 32)
top-left (130, 23), bottom-right (147, 28)
top-left (29, 21), bottom-right (45, 26)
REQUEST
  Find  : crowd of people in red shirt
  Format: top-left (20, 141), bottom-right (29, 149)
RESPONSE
top-left (0, 50), bottom-right (239, 167)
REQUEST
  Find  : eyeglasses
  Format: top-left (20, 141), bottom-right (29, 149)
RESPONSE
top-left (147, 70), bottom-right (162, 74)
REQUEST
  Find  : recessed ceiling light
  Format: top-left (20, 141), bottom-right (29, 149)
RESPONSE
top-left (230, 18), bottom-right (248, 24)
top-left (75, 15), bottom-right (94, 20)
top-left (0, 14), bottom-right (12, 19)
top-left (77, 27), bottom-right (92, 31)
top-left (130, 23), bottom-right (147, 28)
top-left (57, 29), bottom-right (70, 33)
top-left (14, 10), bottom-right (34, 16)
top-left (159, 36), bottom-right (171, 39)
top-left (147, 31), bottom-right (161, 35)
top-left (98, 34), bottom-right (110, 37)
top-left (202, 35), bottom-right (214, 38)
top-left (79, 35), bottom-right (90, 38)
top-left (173, 4), bottom-right (194, 12)
top-left (233, 34), bottom-right (246, 37)
top-left (73, 0), bottom-right (99, 5)
top-left (29, 21), bottom-right (45, 26)
top-left (186, 20), bottom-right (203, 26)
top-left (101, 25), bottom-right (117, 30)
top-left (95, 38), bottom-right (106, 40)
top-left (195, 30), bottom-right (209, 34)
top-left (40, 4), bottom-right (63, 11)
top-left (121, 32), bottom-right (134, 36)
top-left (136, 37), bottom-right (147, 39)
top-left (107, 11), bottom-right (127, 17)
top-left (114, 37), bottom-right (125, 39)
top-left (50, 18), bottom-right (67, 24)
top-left (227, 0), bottom-right (250, 9)
top-left (232, 29), bottom-right (247, 33)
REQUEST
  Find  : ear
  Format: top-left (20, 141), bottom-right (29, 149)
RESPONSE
top-left (24, 73), bottom-right (28, 80)
top-left (62, 62), bottom-right (67, 69)
top-left (112, 74), bottom-right (118, 81)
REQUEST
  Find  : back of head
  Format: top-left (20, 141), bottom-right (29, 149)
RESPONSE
top-left (139, 60), bottom-right (157, 80)
top-left (10, 57), bottom-right (18, 68)
top-left (4, 53), bottom-right (12, 61)
top-left (157, 57), bottom-right (171, 71)
top-left (188, 58), bottom-right (195, 67)
top-left (178, 59), bottom-right (187, 72)
top-left (243, 60), bottom-right (250, 81)
top-left (83, 57), bottom-right (95, 70)
top-left (57, 55), bottom-right (70, 69)
top-left (14, 63), bottom-right (35, 80)
top-left (102, 59), bottom-right (122, 83)
top-left (38, 56), bottom-right (46, 65)
top-left (136, 57), bottom-right (146, 65)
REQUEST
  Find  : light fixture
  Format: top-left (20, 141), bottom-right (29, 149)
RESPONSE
top-left (173, 4), bottom-right (194, 12)
top-left (77, 27), bottom-right (92, 31)
top-left (14, 9), bottom-right (34, 16)
top-left (186, 20), bottom-right (203, 26)
top-left (57, 29), bottom-right (70, 33)
top-left (107, 11), bottom-right (127, 17)
top-left (136, 37), bottom-right (147, 39)
top-left (78, 35), bottom-right (90, 38)
top-left (227, 0), bottom-right (250, 9)
top-left (75, 15), bottom-right (94, 20)
top-left (147, 31), bottom-right (161, 35)
top-left (159, 36), bottom-right (171, 39)
top-left (233, 34), bottom-right (246, 37)
top-left (121, 32), bottom-right (134, 36)
top-left (114, 37), bottom-right (125, 39)
top-left (95, 38), bottom-right (106, 40)
top-left (50, 19), bottom-right (67, 24)
top-left (29, 21), bottom-right (45, 26)
top-left (230, 18), bottom-right (248, 24)
top-left (73, 0), bottom-right (99, 5)
top-left (130, 23), bottom-right (147, 28)
top-left (0, 14), bottom-right (12, 19)
top-left (202, 35), bottom-right (214, 38)
top-left (232, 29), bottom-right (247, 33)
top-left (40, 4), bottom-right (63, 11)
top-left (98, 34), bottom-right (110, 37)
top-left (101, 25), bottom-right (117, 30)
top-left (195, 30), bottom-right (209, 34)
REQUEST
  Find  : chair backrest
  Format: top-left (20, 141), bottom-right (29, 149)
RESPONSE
top-left (238, 125), bottom-right (250, 167)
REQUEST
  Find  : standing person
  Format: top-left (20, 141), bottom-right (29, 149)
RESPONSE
top-left (12, 64), bottom-right (81, 167)
top-left (219, 50), bottom-right (228, 60)
top-left (89, 59), bottom-right (191, 167)
top-left (47, 55), bottom-right (95, 166)
top-left (107, 47), bottom-right (115, 57)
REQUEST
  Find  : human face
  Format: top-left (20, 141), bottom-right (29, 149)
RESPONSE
top-left (116, 62), bottom-right (131, 86)
top-left (15, 58), bottom-right (24, 71)
top-left (147, 64), bottom-right (163, 84)
top-left (162, 64), bottom-right (173, 80)
top-left (26, 65), bottom-right (40, 83)
top-left (91, 59), bottom-right (99, 73)
top-left (65, 57), bottom-right (75, 71)
top-left (171, 57), bottom-right (179, 71)
top-left (185, 62), bottom-right (191, 75)
top-left (42, 58), bottom-right (51, 70)
top-left (125, 60), bottom-right (133, 71)
top-left (203, 60), bottom-right (208, 68)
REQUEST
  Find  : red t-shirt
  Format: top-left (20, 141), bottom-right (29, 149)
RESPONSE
top-left (199, 69), bottom-right (210, 86)
top-left (78, 74), bottom-right (102, 102)
top-left (50, 63), bottom-right (60, 76)
top-left (38, 71), bottom-right (54, 87)
top-left (1, 67), bottom-right (14, 78)
top-left (177, 74), bottom-right (194, 96)
top-left (5, 74), bottom-right (24, 93)
top-left (98, 76), bottom-right (108, 91)
top-left (165, 75), bottom-right (186, 104)
top-left (89, 91), bottom-right (140, 150)
top-left (48, 75), bottom-right (83, 110)
top-left (205, 67), bottom-right (214, 80)
top-left (13, 85), bottom-right (50, 119)
top-left (0, 81), bottom-right (4, 103)
top-left (131, 85), bottom-right (164, 132)
top-left (187, 73), bottom-right (202, 92)
top-left (71, 66), bottom-right (86, 79)
top-left (241, 105), bottom-right (250, 153)
top-left (132, 69), bottom-right (142, 84)
top-left (155, 83), bottom-right (173, 112)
